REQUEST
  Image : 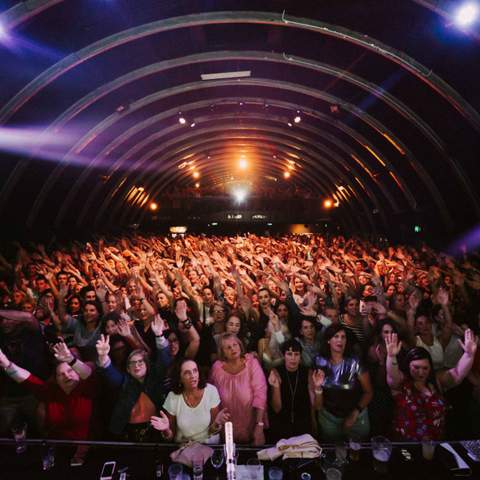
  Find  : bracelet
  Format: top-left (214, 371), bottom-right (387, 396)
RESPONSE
top-left (314, 388), bottom-right (324, 395)
top-left (68, 357), bottom-right (77, 366)
top-left (391, 360), bottom-right (398, 366)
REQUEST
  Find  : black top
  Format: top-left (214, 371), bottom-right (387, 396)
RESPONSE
top-left (269, 364), bottom-right (312, 441)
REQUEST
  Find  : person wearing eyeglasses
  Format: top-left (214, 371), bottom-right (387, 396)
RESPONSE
top-left (96, 315), bottom-right (171, 441)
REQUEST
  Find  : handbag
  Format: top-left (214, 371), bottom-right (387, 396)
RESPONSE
top-left (169, 441), bottom-right (214, 468)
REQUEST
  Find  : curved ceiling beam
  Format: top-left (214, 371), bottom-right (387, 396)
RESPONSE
top-left (40, 78), bottom-right (421, 227)
top-left (4, 49), bottom-right (470, 215)
top-left (91, 123), bottom-right (391, 230)
top-left (0, 10), bottom-right (478, 135)
top-left (132, 156), bottom-right (366, 234)
top-left (0, 0), bottom-right (63, 29)
top-left (127, 151), bottom-right (372, 234)
top-left (67, 105), bottom-right (399, 229)
top-left (116, 125), bottom-right (391, 228)
top-left (112, 131), bottom-right (380, 232)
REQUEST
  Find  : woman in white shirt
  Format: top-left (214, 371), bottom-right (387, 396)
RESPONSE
top-left (150, 359), bottom-right (229, 443)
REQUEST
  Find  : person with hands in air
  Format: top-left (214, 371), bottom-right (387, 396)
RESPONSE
top-left (151, 358), bottom-right (229, 443)
top-left (96, 315), bottom-right (171, 441)
top-left (386, 328), bottom-right (478, 441)
top-left (0, 341), bottom-right (95, 465)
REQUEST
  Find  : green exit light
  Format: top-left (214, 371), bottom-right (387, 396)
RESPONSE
top-left (414, 225), bottom-right (422, 233)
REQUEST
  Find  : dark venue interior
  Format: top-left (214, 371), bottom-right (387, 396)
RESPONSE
top-left (0, 1), bottom-right (480, 479)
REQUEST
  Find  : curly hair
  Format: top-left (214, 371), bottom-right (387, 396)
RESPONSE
top-left (170, 358), bottom-right (207, 394)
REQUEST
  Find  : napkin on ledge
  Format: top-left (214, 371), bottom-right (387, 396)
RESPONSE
top-left (257, 434), bottom-right (322, 461)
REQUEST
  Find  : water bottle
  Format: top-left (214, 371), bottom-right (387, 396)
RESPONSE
top-left (42, 446), bottom-right (55, 471)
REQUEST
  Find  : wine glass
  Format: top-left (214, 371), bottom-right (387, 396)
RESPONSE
top-left (210, 449), bottom-right (225, 479)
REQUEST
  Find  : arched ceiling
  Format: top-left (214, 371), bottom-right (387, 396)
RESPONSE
top-left (0, 0), bottom-right (479, 237)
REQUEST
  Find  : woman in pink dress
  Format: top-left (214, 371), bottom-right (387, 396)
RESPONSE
top-left (209, 333), bottom-right (267, 445)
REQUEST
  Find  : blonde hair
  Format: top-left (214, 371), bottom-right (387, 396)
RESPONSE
top-left (217, 333), bottom-right (246, 361)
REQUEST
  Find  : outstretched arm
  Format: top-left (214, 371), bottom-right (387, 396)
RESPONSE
top-left (438, 329), bottom-right (478, 391)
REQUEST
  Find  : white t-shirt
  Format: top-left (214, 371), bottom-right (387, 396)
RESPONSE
top-left (416, 335), bottom-right (444, 370)
top-left (163, 383), bottom-right (221, 443)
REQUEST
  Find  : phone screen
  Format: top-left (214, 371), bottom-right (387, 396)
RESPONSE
top-left (101, 462), bottom-right (116, 479)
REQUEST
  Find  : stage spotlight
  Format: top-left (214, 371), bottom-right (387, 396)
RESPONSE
top-left (149, 202), bottom-right (158, 211)
top-left (455, 3), bottom-right (479, 26)
top-left (283, 171), bottom-right (291, 179)
top-left (239, 158), bottom-right (248, 170)
top-left (294, 111), bottom-right (302, 123)
top-left (193, 171), bottom-right (200, 179)
top-left (190, 122), bottom-right (196, 128)
top-left (233, 189), bottom-right (247, 203)
top-left (323, 199), bottom-right (333, 209)
top-left (195, 182), bottom-right (200, 188)
top-left (287, 122), bottom-right (293, 127)
top-left (0, 21), bottom-right (7, 40)
top-left (179, 117), bottom-right (186, 124)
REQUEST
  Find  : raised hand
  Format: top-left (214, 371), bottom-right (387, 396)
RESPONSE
top-left (458, 329), bottom-right (478, 357)
top-left (213, 408), bottom-right (230, 427)
top-left (312, 369), bottom-right (325, 389)
top-left (268, 369), bottom-right (282, 389)
top-left (408, 289), bottom-right (421, 311)
top-left (150, 411), bottom-right (170, 432)
top-left (151, 314), bottom-right (165, 337)
top-left (0, 348), bottom-right (10, 369)
top-left (175, 299), bottom-right (188, 321)
top-left (53, 342), bottom-right (74, 363)
top-left (117, 318), bottom-right (131, 337)
top-left (385, 332), bottom-right (402, 357)
top-left (96, 334), bottom-right (110, 358)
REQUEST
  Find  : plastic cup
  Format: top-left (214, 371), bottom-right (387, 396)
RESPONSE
top-left (326, 467), bottom-right (342, 480)
top-left (422, 440), bottom-right (436, 461)
top-left (268, 466), bottom-right (283, 480)
top-left (168, 463), bottom-right (184, 480)
top-left (371, 436), bottom-right (392, 473)
top-left (349, 438), bottom-right (361, 462)
top-left (192, 454), bottom-right (204, 480)
top-left (11, 422), bottom-right (27, 454)
top-left (335, 442), bottom-right (348, 465)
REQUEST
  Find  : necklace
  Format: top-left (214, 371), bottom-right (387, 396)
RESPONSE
top-left (285, 368), bottom-right (299, 424)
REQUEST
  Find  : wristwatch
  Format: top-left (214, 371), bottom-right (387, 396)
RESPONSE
top-left (68, 357), bottom-right (77, 366)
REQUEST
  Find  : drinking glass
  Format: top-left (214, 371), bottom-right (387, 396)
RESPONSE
top-left (11, 422), bottom-right (27, 454)
top-left (211, 449), bottom-right (224, 479)
top-left (326, 467), bottom-right (342, 480)
top-left (422, 440), bottom-right (436, 461)
top-left (268, 466), bottom-right (283, 480)
top-left (192, 453), bottom-right (204, 480)
top-left (168, 463), bottom-right (184, 480)
top-left (335, 442), bottom-right (348, 466)
top-left (349, 437), bottom-right (361, 462)
top-left (371, 436), bottom-right (392, 473)
top-left (246, 457), bottom-right (262, 480)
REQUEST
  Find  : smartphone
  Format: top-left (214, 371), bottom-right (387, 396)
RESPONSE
top-left (100, 461), bottom-right (116, 480)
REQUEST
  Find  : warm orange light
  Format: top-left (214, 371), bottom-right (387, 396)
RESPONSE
top-left (193, 171), bottom-right (200, 179)
top-left (323, 199), bottom-right (333, 209)
top-left (195, 182), bottom-right (200, 188)
top-left (239, 158), bottom-right (248, 170)
top-left (283, 171), bottom-right (291, 179)
top-left (149, 202), bottom-right (158, 211)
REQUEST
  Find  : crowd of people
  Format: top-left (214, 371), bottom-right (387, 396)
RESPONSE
top-left (0, 233), bottom-right (479, 463)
